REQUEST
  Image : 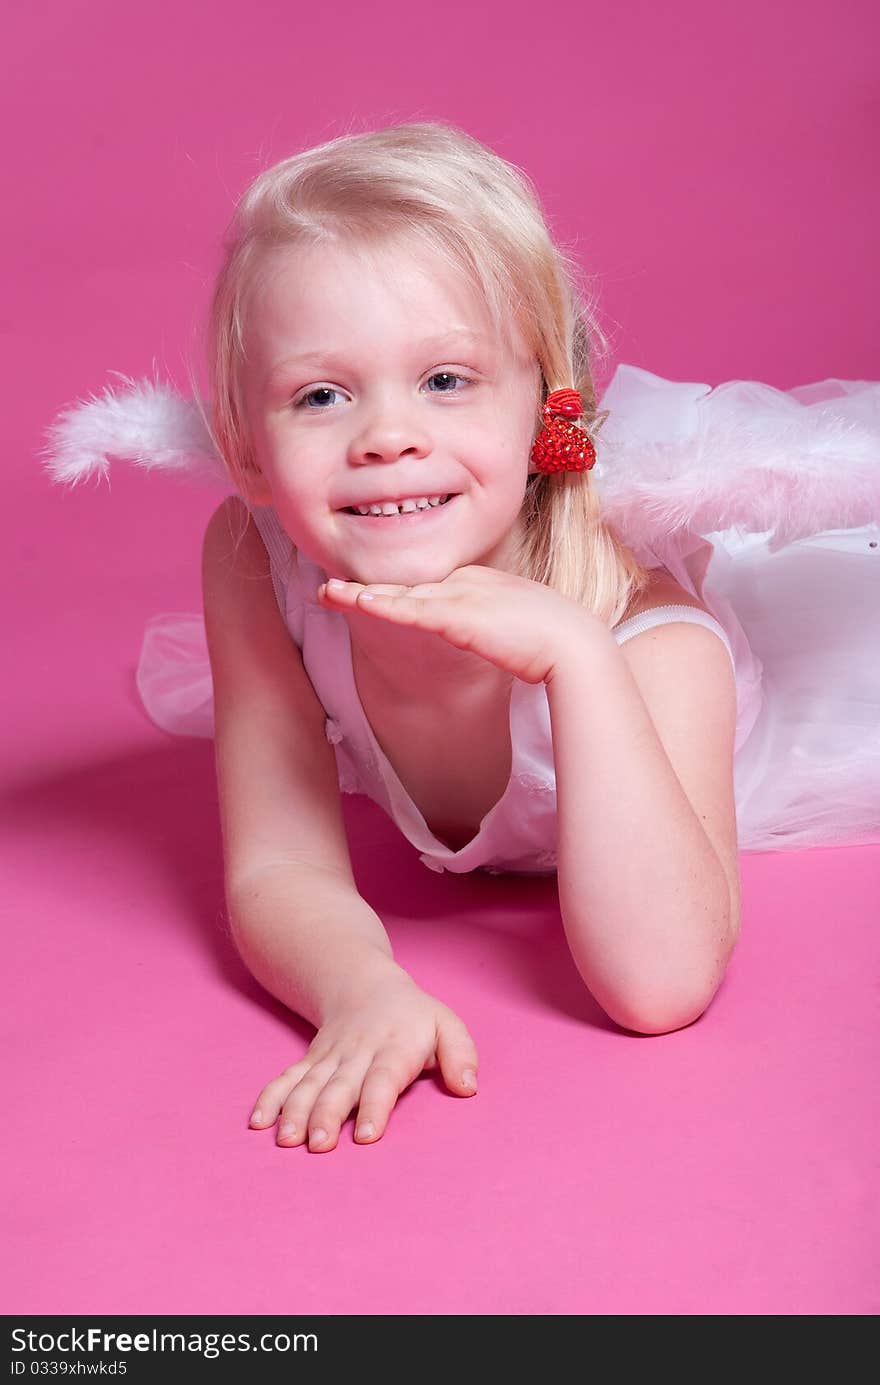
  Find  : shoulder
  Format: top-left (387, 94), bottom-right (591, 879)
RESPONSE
top-left (202, 496), bottom-right (271, 581)
top-left (201, 498), bottom-right (303, 684)
top-left (203, 495), bottom-right (251, 550)
top-left (201, 496), bottom-right (278, 611)
top-left (617, 567), bottom-right (709, 624)
top-left (614, 566), bottom-right (731, 668)
top-left (615, 567), bottom-right (733, 684)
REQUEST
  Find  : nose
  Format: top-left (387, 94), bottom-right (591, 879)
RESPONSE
top-left (348, 394), bottom-right (432, 466)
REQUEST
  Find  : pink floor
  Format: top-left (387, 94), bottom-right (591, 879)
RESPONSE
top-left (5, 467), bottom-right (879, 1315)
top-left (5, 0), bottom-right (878, 1317)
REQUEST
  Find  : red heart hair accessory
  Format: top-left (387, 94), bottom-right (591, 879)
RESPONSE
top-left (530, 388), bottom-right (597, 474)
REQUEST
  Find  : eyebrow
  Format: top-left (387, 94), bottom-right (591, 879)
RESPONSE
top-left (264, 328), bottom-right (490, 388)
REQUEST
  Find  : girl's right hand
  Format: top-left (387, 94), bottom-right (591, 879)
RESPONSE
top-left (248, 972), bottom-right (479, 1151)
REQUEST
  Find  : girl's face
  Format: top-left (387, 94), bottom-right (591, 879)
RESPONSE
top-left (241, 236), bottom-right (542, 587)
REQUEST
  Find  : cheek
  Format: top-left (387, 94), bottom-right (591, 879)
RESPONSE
top-left (262, 430), bottom-right (331, 493)
top-left (484, 392), bottom-right (537, 454)
top-left (496, 423), bottom-right (536, 477)
top-left (460, 413), bottom-right (526, 467)
top-left (270, 465), bottom-right (342, 542)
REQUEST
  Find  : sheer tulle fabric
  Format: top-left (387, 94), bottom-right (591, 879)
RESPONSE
top-left (136, 613), bottom-right (215, 739)
top-left (703, 525), bottom-right (879, 850)
top-left (135, 366), bottom-right (880, 857)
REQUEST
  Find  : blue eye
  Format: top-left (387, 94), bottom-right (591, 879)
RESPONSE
top-left (298, 387), bottom-right (344, 410)
top-left (425, 371), bottom-right (470, 394)
top-left (294, 372), bottom-right (472, 410)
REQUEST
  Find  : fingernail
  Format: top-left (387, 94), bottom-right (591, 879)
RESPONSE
top-left (461, 1069), bottom-right (477, 1089)
top-left (359, 592), bottom-right (376, 601)
top-left (356, 1121), bottom-right (375, 1141)
top-left (327, 578), bottom-right (345, 589)
top-left (250, 1108), bottom-right (263, 1124)
top-left (278, 1123), bottom-right (297, 1141)
top-left (309, 1127), bottom-right (328, 1147)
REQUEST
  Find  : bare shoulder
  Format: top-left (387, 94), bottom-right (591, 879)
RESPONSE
top-left (202, 495), bottom-right (270, 582)
top-left (618, 567), bottom-right (710, 623)
top-left (201, 495), bottom-right (290, 667)
top-left (616, 566), bottom-right (733, 688)
top-left (615, 565), bottom-right (732, 678)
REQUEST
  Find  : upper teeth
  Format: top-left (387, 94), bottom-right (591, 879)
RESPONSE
top-left (351, 494), bottom-right (450, 516)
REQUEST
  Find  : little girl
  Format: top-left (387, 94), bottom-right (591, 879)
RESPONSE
top-left (42, 121), bottom-right (880, 1154)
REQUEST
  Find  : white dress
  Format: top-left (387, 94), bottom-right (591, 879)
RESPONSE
top-left (42, 362), bottom-right (880, 866)
top-left (137, 504), bottom-right (740, 875)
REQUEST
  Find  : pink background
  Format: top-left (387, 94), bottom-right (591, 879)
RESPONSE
top-left (4, 0), bottom-right (878, 1315)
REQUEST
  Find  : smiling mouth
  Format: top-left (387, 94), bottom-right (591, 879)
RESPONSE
top-left (341, 494), bottom-right (460, 518)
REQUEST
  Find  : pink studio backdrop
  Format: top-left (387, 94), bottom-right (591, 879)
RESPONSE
top-left (4, 0), bottom-right (878, 1315)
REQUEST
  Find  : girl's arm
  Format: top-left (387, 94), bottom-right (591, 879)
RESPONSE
top-left (203, 499), bottom-right (478, 1149)
top-left (546, 618), bottom-right (740, 1036)
top-left (226, 862), bottom-right (407, 1027)
top-left (312, 563), bottom-right (739, 1039)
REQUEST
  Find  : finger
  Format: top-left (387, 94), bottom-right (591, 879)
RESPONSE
top-left (355, 583), bottom-right (412, 596)
top-left (355, 589), bottom-right (439, 625)
top-left (304, 1061), bottom-right (369, 1152)
top-left (360, 584), bottom-right (448, 599)
top-left (249, 1057), bottom-right (314, 1128)
top-left (274, 1058), bottom-right (341, 1146)
top-left (358, 580), bottom-right (450, 599)
top-left (435, 1015), bottom-right (479, 1096)
top-left (353, 1054), bottom-right (417, 1143)
top-left (321, 580), bottom-right (415, 599)
top-left (318, 580), bottom-right (364, 606)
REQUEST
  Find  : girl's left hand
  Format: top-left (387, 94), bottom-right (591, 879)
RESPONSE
top-left (318, 565), bottom-right (594, 685)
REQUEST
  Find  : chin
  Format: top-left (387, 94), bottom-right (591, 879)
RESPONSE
top-left (361, 557), bottom-right (461, 585)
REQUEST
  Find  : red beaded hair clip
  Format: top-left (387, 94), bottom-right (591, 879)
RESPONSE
top-left (530, 388), bottom-right (597, 474)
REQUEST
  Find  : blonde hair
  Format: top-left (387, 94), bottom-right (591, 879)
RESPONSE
top-left (190, 120), bottom-right (651, 626)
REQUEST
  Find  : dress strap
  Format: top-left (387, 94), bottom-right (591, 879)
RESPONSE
top-left (613, 604), bottom-right (735, 669)
top-left (247, 503), bottom-right (294, 620)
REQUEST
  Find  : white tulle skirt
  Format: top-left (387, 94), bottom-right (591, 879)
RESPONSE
top-left (591, 364), bottom-right (880, 853)
top-left (705, 522), bottom-right (880, 851)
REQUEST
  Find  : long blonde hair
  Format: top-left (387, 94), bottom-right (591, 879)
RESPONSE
top-left (189, 120), bottom-right (651, 626)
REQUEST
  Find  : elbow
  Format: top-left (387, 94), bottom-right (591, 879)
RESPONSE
top-left (612, 986), bottom-right (720, 1041)
top-left (614, 989), bottom-right (717, 1036)
top-left (606, 923), bottom-right (739, 1038)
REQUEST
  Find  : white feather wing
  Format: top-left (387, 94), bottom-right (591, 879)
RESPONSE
top-left (39, 372), bottom-right (227, 489)
top-left (593, 364), bottom-right (880, 550)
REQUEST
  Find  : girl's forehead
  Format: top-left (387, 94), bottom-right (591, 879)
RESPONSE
top-left (254, 237), bottom-right (484, 318)
top-left (246, 238), bottom-right (532, 367)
